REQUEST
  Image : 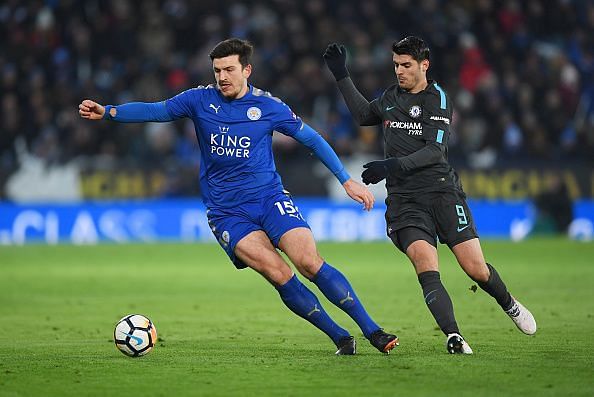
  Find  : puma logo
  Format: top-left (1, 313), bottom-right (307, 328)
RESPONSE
top-left (307, 305), bottom-right (321, 317)
top-left (209, 104), bottom-right (221, 114)
top-left (339, 291), bottom-right (354, 305)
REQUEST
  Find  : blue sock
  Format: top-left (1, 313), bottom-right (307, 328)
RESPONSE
top-left (312, 262), bottom-right (380, 339)
top-left (276, 274), bottom-right (350, 344)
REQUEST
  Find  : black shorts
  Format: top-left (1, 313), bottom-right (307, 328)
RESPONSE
top-left (385, 190), bottom-right (479, 253)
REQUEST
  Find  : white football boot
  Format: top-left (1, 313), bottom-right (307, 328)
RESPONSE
top-left (505, 297), bottom-right (537, 335)
top-left (446, 333), bottom-right (473, 354)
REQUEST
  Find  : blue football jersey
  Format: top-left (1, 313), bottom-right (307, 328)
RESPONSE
top-left (165, 85), bottom-right (303, 208)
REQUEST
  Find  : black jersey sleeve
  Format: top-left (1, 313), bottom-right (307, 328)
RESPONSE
top-left (397, 142), bottom-right (445, 171)
top-left (421, 83), bottom-right (452, 145)
top-left (336, 77), bottom-right (382, 126)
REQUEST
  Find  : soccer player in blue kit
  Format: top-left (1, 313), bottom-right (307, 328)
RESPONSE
top-left (79, 38), bottom-right (398, 355)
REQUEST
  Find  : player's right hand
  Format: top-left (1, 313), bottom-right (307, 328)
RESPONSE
top-left (323, 43), bottom-right (349, 81)
top-left (343, 178), bottom-right (375, 211)
top-left (78, 99), bottom-right (105, 120)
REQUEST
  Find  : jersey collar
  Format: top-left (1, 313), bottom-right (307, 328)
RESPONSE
top-left (397, 79), bottom-right (435, 94)
top-left (218, 84), bottom-right (253, 103)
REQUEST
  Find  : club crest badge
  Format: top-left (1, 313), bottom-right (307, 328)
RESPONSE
top-left (219, 230), bottom-right (230, 248)
top-left (247, 107), bottom-right (262, 121)
top-left (409, 105), bottom-right (422, 118)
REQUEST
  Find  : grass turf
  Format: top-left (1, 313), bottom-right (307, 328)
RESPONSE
top-left (0, 239), bottom-right (593, 396)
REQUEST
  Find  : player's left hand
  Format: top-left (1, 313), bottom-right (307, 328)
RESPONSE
top-left (361, 158), bottom-right (402, 185)
top-left (343, 178), bottom-right (374, 211)
top-left (323, 43), bottom-right (349, 81)
top-left (361, 160), bottom-right (389, 185)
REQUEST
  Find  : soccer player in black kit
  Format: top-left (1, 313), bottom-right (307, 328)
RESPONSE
top-left (324, 36), bottom-right (536, 354)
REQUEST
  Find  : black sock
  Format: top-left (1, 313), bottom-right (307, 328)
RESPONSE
top-left (476, 263), bottom-right (513, 311)
top-left (418, 271), bottom-right (460, 335)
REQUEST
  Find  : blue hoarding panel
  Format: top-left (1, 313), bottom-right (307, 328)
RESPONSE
top-left (0, 199), bottom-right (592, 244)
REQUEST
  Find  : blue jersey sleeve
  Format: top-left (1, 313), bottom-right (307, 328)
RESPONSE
top-left (292, 123), bottom-right (350, 184)
top-left (270, 102), bottom-right (303, 136)
top-left (103, 102), bottom-right (172, 122)
top-left (165, 88), bottom-right (203, 119)
top-left (103, 87), bottom-right (204, 122)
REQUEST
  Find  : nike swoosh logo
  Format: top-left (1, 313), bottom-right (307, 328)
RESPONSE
top-left (424, 289), bottom-right (437, 305)
top-left (457, 225), bottom-right (469, 232)
top-left (385, 106), bottom-right (396, 111)
top-left (120, 331), bottom-right (143, 346)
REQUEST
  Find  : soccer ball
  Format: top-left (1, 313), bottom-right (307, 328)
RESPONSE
top-left (113, 314), bottom-right (157, 357)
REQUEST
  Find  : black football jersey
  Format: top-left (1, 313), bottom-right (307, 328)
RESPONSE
top-left (369, 80), bottom-right (462, 195)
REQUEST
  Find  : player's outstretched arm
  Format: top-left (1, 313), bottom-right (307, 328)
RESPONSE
top-left (79, 99), bottom-right (105, 120)
top-left (78, 100), bottom-right (174, 123)
top-left (323, 43), bottom-right (381, 126)
top-left (342, 178), bottom-right (374, 211)
top-left (292, 123), bottom-right (374, 210)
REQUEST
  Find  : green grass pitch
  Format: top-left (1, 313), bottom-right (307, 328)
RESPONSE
top-left (1, 239), bottom-right (593, 396)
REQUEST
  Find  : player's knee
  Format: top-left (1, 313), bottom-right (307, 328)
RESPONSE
top-left (473, 267), bottom-right (490, 283)
top-left (265, 266), bottom-right (293, 286)
top-left (409, 255), bottom-right (438, 273)
top-left (465, 261), bottom-right (490, 283)
top-left (292, 251), bottom-right (323, 280)
top-left (412, 259), bottom-right (438, 274)
top-left (407, 248), bottom-right (438, 273)
top-left (250, 260), bottom-right (293, 286)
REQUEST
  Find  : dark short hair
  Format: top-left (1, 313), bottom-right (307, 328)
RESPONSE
top-left (392, 36), bottom-right (430, 62)
top-left (209, 38), bottom-right (253, 68)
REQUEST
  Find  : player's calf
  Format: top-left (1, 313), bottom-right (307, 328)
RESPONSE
top-left (312, 263), bottom-right (382, 338)
top-left (474, 263), bottom-right (513, 310)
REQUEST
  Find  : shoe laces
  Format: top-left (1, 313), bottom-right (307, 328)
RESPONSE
top-left (506, 302), bottom-right (521, 318)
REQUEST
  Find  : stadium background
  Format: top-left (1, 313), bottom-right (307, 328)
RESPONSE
top-left (2, 2), bottom-right (594, 397)
top-left (1, 0), bottom-right (593, 243)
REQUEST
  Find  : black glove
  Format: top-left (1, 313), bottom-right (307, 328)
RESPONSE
top-left (323, 43), bottom-right (349, 81)
top-left (361, 158), bottom-right (402, 185)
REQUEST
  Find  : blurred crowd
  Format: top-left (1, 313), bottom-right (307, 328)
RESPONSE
top-left (1, 0), bottom-right (593, 175)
